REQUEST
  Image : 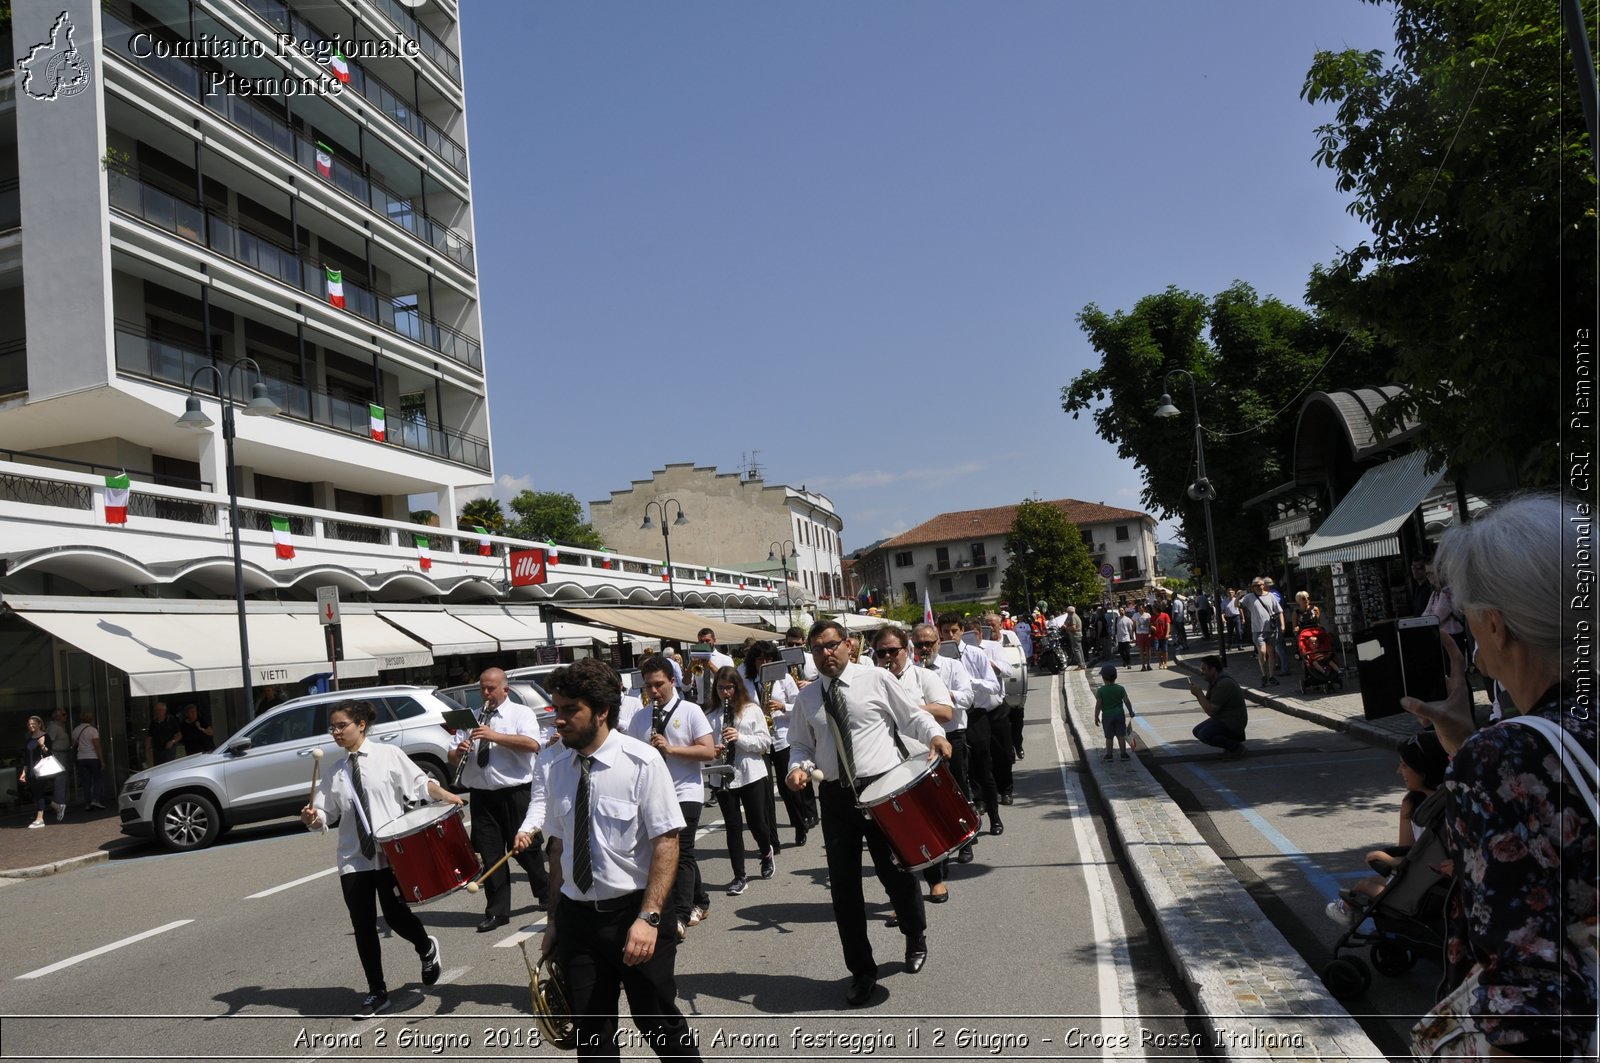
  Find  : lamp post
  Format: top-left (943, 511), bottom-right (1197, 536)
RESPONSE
top-left (175, 358), bottom-right (281, 720)
top-left (640, 499), bottom-right (688, 607)
top-left (768, 539), bottom-right (797, 625)
top-left (1017, 545), bottom-right (1036, 618)
top-left (1155, 369), bottom-right (1225, 666)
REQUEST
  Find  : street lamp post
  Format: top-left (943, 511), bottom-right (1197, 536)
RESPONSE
top-left (640, 499), bottom-right (688, 607)
top-left (768, 540), bottom-right (797, 625)
top-left (1155, 369), bottom-right (1225, 666)
top-left (175, 358), bottom-right (281, 720)
top-left (1018, 545), bottom-right (1036, 618)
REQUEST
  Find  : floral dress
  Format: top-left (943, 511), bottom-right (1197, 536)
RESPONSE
top-left (1436, 688), bottom-right (1597, 1059)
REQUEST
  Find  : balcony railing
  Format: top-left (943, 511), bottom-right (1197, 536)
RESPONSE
top-left (103, 5), bottom-right (475, 272)
top-left (113, 325), bottom-right (493, 472)
top-left (368, 0), bottom-right (462, 84)
top-left (109, 172), bottom-right (483, 372)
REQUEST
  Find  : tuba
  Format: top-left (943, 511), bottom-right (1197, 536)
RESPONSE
top-left (521, 941), bottom-right (577, 1051)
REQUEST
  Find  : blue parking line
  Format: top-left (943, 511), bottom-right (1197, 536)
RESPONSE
top-left (1185, 762), bottom-right (1344, 899)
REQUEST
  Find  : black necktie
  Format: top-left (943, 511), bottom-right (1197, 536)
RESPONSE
top-left (572, 754), bottom-right (594, 894)
top-left (823, 680), bottom-right (855, 783)
top-left (476, 705), bottom-right (497, 767)
top-left (349, 751), bottom-right (376, 861)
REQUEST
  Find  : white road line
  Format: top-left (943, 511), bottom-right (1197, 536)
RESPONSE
top-left (495, 922), bottom-right (548, 948)
top-left (246, 866), bottom-right (339, 898)
top-left (16, 920), bottom-right (194, 980)
top-left (1053, 675), bottom-right (1145, 1060)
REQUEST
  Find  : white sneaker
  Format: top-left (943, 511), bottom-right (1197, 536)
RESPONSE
top-left (28, 820), bottom-right (45, 829)
top-left (686, 905), bottom-right (707, 926)
top-left (56, 804), bottom-right (66, 822)
top-left (1324, 899), bottom-right (1356, 926)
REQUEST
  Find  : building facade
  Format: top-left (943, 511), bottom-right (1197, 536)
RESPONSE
top-left (855, 499), bottom-right (1159, 607)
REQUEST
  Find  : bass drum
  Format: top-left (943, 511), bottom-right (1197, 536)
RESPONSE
top-left (857, 758), bottom-right (978, 871)
top-left (374, 803), bottom-right (480, 905)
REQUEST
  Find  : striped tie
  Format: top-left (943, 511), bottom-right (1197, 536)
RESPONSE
top-left (349, 751), bottom-right (376, 861)
top-left (572, 754), bottom-right (594, 894)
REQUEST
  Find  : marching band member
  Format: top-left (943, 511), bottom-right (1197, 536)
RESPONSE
top-left (786, 620), bottom-right (951, 1007)
top-left (517, 658), bottom-right (702, 1063)
top-left (743, 640), bottom-right (814, 846)
top-left (783, 626), bottom-right (819, 682)
top-left (706, 665), bottom-right (778, 895)
top-left (939, 613), bottom-right (1005, 835)
top-left (912, 621), bottom-right (978, 867)
top-left (971, 617), bottom-right (1019, 806)
top-left (302, 700), bottom-right (463, 1018)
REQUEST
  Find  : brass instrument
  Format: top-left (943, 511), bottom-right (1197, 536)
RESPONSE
top-left (520, 942), bottom-right (576, 1051)
top-left (779, 646), bottom-right (807, 684)
top-left (758, 661), bottom-right (789, 729)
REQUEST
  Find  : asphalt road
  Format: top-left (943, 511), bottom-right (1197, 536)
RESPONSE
top-left (0, 674), bottom-right (1203, 1061)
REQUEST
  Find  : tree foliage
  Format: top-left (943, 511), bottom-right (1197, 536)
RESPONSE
top-left (1302, 0), bottom-right (1595, 482)
top-left (506, 490), bottom-right (605, 548)
top-left (1061, 283), bottom-right (1386, 581)
top-left (999, 499), bottom-right (1104, 611)
top-left (458, 497), bottom-right (506, 534)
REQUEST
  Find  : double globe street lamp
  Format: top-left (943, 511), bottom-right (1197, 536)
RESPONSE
top-left (1155, 369), bottom-right (1225, 666)
top-left (175, 358), bottom-right (281, 720)
top-left (640, 499), bottom-right (688, 607)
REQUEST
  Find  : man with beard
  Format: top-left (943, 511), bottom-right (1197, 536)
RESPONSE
top-left (514, 658), bottom-right (700, 1062)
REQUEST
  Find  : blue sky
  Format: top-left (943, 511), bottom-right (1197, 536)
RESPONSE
top-left (460, 1), bottom-right (1397, 547)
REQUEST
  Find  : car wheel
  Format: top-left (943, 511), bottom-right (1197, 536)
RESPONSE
top-left (414, 756), bottom-right (450, 790)
top-left (156, 793), bottom-right (222, 851)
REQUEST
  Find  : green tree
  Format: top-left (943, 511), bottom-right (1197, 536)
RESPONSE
top-left (1062, 283), bottom-right (1386, 580)
top-left (458, 497), bottom-right (506, 534)
top-left (999, 500), bottom-right (1103, 611)
top-left (506, 490), bottom-right (605, 548)
top-left (1302, 0), bottom-right (1595, 483)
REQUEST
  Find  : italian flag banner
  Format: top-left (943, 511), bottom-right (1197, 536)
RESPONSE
top-left (738, 580), bottom-right (746, 590)
top-left (326, 269), bottom-right (345, 308)
top-left (474, 525), bottom-right (492, 556)
top-left (368, 404), bottom-right (385, 442)
top-left (600, 549), bottom-right (612, 570)
top-left (329, 51), bottom-right (351, 83)
top-left (546, 541), bottom-right (559, 566)
top-left (704, 574), bottom-right (713, 586)
top-left (660, 565), bottom-right (670, 583)
top-left (415, 534), bottom-right (432, 571)
top-left (314, 142), bottom-right (332, 178)
top-left (271, 516), bottom-right (295, 560)
top-left (104, 473), bottom-right (131, 524)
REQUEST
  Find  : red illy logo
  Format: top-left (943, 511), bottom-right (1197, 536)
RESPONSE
top-left (510, 549), bottom-right (548, 586)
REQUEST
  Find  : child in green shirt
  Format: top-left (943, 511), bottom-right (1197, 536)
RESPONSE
top-left (1094, 664), bottom-right (1135, 761)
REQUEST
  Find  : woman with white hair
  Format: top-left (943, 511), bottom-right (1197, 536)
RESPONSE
top-left (1403, 493), bottom-right (1596, 1061)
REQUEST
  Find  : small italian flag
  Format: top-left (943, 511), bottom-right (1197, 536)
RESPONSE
top-left (104, 473), bottom-right (131, 524)
top-left (738, 580), bottom-right (746, 590)
top-left (326, 269), bottom-right (345, 308)
top-left (600, 549), bottom-right (611, 570)
top-left (474, 525), bottom-right (492, 556)
top-left (271, 516), bottom-right (295, 560)
top-left (660, 566), bottom-right (670, 583)
top-left (368, 403), bottom-right (385, 442)
top-left (314, 141), bottom-right (332, 178)
top-left (704, 574), bottom-right (713, 586)
top-left (415, 534), bottom-right (432, 571)
top-left (546, 541), bottom-right (559, 566)
top-left (329, 50), bottom-right (351, 83)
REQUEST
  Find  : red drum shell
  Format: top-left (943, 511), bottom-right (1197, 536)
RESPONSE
top-left (857, 758), bottom-right (979, 871)
top-left (374, 803), bottom-right (480, 905)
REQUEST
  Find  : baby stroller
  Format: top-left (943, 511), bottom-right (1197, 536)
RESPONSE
top-left (1320, 823), bottom-right (1451, 1000)
top-left (1297, 624), bottom-right (1344, 695)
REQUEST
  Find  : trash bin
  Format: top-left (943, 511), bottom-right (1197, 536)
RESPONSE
top-left (1354, 617), bottom-right (1446, 720)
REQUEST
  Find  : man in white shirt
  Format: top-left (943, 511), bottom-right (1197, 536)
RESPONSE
top-left (450, 667), bottom-right (547, 932)
top-left (784, 626), bottom-right (820, 682)
top-left (939, 613), bottom-right (1005, 833)
top-left (1242, 578), bottom-right (1286, 686)
top-left (625, 655), bottom-right (715, 941)
top-left (912, 621), bottom-right (979, 863)
top-left (786, 620), bottom-right (950, 1007)
top-left (517, 659), bottom-right (701, 1062)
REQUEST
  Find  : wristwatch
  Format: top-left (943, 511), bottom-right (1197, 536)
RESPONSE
top-left (637, 911), bottom-right (662, 927)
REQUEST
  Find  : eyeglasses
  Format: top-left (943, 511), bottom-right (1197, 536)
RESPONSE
top-left (912, 641), bottom-right (938, 650)
top-left (874, 645), bottom-right (905, 657)
top-left (329, 721), bottom-right (354, 733)
top-left (810, 639), bottom-right (847, 654)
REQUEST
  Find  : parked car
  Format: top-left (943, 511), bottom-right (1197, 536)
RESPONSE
top-left (437, 676), bottom-right (554, 724)
top-left (118, 685), bottom-right (465, 852)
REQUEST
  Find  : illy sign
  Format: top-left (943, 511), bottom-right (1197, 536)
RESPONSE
top-left (510, 548), bottom-right (548, 586)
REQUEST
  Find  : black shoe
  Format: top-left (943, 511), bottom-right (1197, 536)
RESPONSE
top-left (355, 992), bottom-right (390, 1018)
top-left (803, 815), bottom-right (820, 829)
top-left (795, 829), bottom-right (808, 846)
top-left (990, 821), bottom-right (1005, 836)
top-left (927, 889), bottom-right (950, 904)
top-left (957, 845), bottom-right (975, 864)
top-left (476, 915), bottom-right (509, 933)
top-left (999, 792), bottom-right (1014, 806)
top-left (885, 914), bottom-right (900, 928)
top-left (846, 972), bottom-right (877, 1007)
top-left (420, 936), bottom-right (441, 986)
top-left (905, 936), bottom-right (928, 974)
top-left (1015, 750), bottom-right (1025, 761)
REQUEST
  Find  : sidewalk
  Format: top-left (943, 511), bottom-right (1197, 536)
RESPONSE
top-left (0, 804), bottom-right (141, 879)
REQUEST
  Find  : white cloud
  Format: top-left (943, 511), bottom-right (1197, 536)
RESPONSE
top-left (494, 473), bottom-right (534, 502)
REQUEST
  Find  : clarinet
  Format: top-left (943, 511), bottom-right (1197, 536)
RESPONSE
top-left (719, 698), bottom-right (738, 768)
top-left (452, 701), bottom-right (496, 787)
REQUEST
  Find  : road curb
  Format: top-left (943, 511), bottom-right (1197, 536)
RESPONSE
top-left (1057, 671), bottom-right (1386, 1062)
top-left (0, 850), bottom-right (112, 880)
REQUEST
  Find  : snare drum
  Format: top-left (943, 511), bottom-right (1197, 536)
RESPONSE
top-left (374, 803), bottom-right (480, 905)
top-left (857, 758), bottom-right (978, 871)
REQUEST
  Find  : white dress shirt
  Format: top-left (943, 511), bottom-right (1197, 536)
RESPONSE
top-left (706, 704), bottom-right (772, 788)
top-left (623, 695), bottom-right (713, 802)
top-left (886, 660), bottom-right (963, 734)
top-left (743, 673), bottom-right (800, 749)
top-left (786, 661), bottom-right (944, 784)
top-left (955, 641), bottom-right (1003, 709)
top-left (543, 730), bottom-right (685, 902)
top-left (455, 697), bottom-right (541, 790)
top-left (517, 736), bottom-right (564, 836)
top-left (310, 740), bottom-right (433, 875)
top-left (617, 693), bottom-right (645, 734)
top-left (981, 638), bottom-right (1016, 683)
top-left (1116, 614), bottom-right (1135, 643)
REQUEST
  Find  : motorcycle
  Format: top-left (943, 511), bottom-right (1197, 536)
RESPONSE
top-left (1039, 629), bottom-right (1067, 674)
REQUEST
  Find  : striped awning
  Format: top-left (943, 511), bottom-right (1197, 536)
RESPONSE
top-left (1297, 451), bottom-right (1445, 567)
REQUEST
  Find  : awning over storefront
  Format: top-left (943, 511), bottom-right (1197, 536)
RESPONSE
top-left (10, 605), bottom-right (377, 696)
top-left (1297, 451), bottom-right (1446, 567)
top-left (446, 607), bottom-right (550, 651)
top-left (376, 609), bottom-right (499, 657)
top-left (556, 606), bottom-right (776, 646)
top-left (339, 613), bottom-right (433, 671)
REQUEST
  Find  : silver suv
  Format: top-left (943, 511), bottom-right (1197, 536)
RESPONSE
top-left (118, 685), bottom-right (463, 852)
top-left (437, 677), bottom-right (554, 731)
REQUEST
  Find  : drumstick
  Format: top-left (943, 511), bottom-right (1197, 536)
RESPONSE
top-left (307, 748), bottom-right (324, 805)
top-left (465, 848), bottom-right (517, 894)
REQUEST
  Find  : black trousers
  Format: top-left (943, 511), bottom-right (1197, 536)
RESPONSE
top-left (340, 868), bottom-right (431, 995)
top-left (988, 705), bottom-right (1015, 795)
top-left (922, 730), bottom-right (968, 888)
top-left (667, 801), bottom-right (703, 924)
top-left (1010, 698), bottom-right (1026, 757)
top-left (555, 899), bottom-right (701, 1062)
top-left (470, 783), bottom-right (549, 918)
top-left (714, 780), bottom-right (777, 881)
top-left (818, 778), bottom-right (924, 978)
top-left (767, 747), bottom-right (816, 838)
top-left (964, 711), bottom-right (1001, 819)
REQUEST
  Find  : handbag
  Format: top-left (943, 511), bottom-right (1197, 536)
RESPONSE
top-left (32, 754), bottom-right (66, 779)
top-left (1409, 713), bottom-right (1599, 1061)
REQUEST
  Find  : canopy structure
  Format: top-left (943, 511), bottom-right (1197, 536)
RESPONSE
top-left (1297, 451), bottom-right (1446, 568)
top-left (376, 609), bottom-right (499, 656)
top-left (338, 613), bottom-right (433, 671)
top-left (830, 613), bottom-right (892, 633)
top-left (555, 606), bottom-right (776, 646)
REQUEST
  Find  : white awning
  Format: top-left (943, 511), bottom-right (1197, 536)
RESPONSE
top-left (376, 610), bottom-right (498, 656)
top-left (340, 613), bottom-right (433, 670)
top-left (1297, 451), bottom-right (1447, 567)
top-left (446, 608), bottom-right (547, 651)
top-left (13, 609), bottom-right (376, 696)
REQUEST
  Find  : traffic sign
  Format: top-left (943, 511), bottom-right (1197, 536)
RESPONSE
top-left (1100, 563), bottom-right (1115, 578)
top-left (316, 586), bottom-right (341, 626)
